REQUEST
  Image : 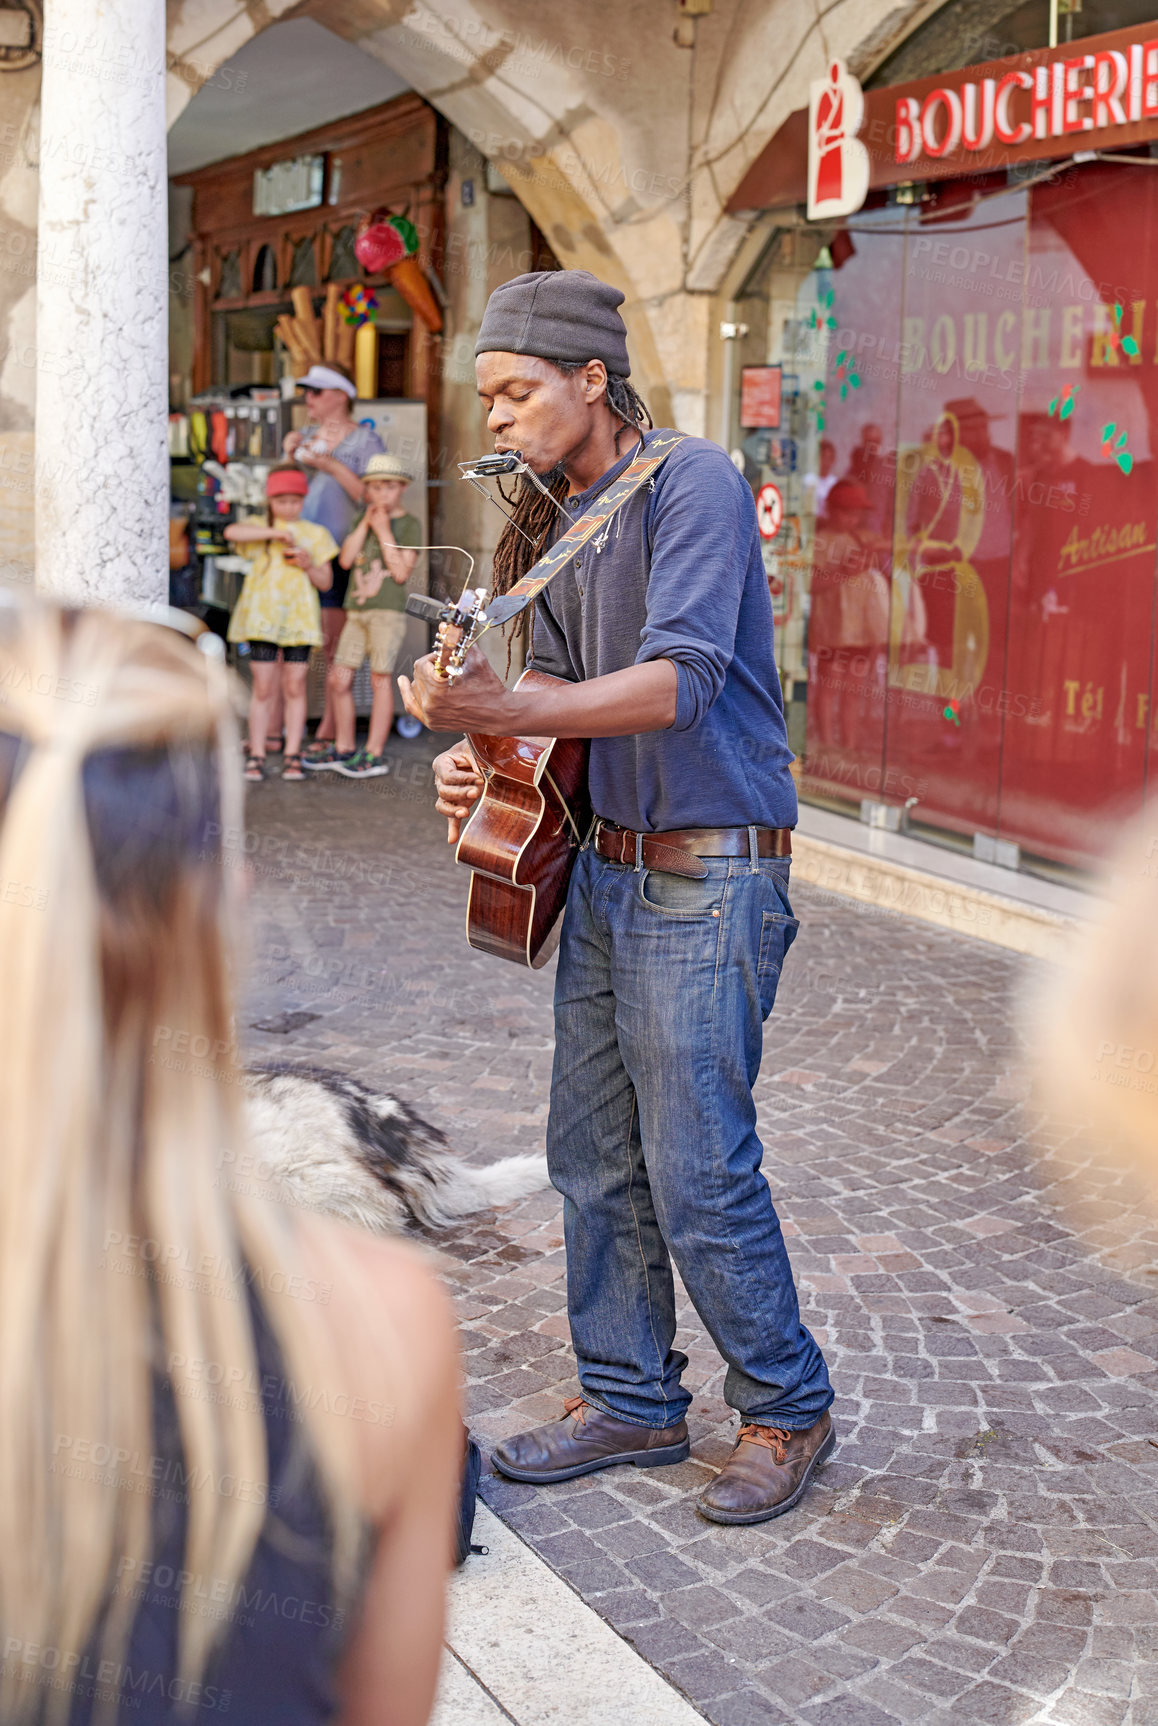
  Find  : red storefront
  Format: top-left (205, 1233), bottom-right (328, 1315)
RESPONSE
top-left (728, 20), bottom-right (1158, 873)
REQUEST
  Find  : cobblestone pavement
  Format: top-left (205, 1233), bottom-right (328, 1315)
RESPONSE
top-left (242, 735), bottom-right (1158, 1726)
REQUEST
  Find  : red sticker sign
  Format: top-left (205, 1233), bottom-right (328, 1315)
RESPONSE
top-left (756, 482), bottom-right (784, 541)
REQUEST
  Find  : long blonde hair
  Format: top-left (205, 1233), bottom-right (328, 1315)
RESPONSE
top-left (0, 604), bottom-right (360, 1722)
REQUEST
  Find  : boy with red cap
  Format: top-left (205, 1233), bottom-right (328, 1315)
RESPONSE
top-left (225, 466), bottom-right (336, 781)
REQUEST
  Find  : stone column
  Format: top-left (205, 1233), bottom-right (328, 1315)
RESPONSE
top-left (35, 0), bottom-right (168, 605)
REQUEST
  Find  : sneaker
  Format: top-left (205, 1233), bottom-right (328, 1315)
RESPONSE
top-left (335, 749), bottom-right (391, 779)
top-left (302, 745), bottom-right (357, 772)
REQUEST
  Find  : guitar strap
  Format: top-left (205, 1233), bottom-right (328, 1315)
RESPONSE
top-left (482, 429), bottom-right (687, 629)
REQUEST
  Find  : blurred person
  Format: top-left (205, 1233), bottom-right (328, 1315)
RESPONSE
top-left (808, 479), bottom-right (890, 749)
top-left (0, 601), bottom-right (459, 1725)
top-left (1032, 813), bottom-right (1158, 1213)
top-left (846, 422), bottom-right (896, 536)
top-left (225, 467), bottom-right (335, 782)
top-left (307, 456), bottom-right (421, 780)
top-left (1012, 411), bottom-right (1091, 621)
top-left (944, 397), bottom-right (1014, 568)
top-left (847, 421), bottom-right (885, 489)
top-left (802, 438), bottom-right (838, 519)
top-left (283, 364), bottom-right (385, 754)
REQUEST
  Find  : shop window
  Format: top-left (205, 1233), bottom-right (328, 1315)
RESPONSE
top-left (217, 249), bottom-right (242, 300)
top-left (252, 244), bottom-right (277, 293)
top-left (729, 227), bottom-right (830, 760)
top-left (328, 224), bottom-right (359, 281)
top-left (288, 236), bottom-right (317, 289)
top-left (746, 161), bottom-right (1158, 874)
top-left (870, 0), bottom-right (1158, 84)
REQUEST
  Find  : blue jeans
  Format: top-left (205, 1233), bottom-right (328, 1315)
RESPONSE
top-left (546, 845), bottom-right (833, 1431)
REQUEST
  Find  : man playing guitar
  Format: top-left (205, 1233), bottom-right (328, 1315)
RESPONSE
top-left (398, 269), bottom-right (833, 1524)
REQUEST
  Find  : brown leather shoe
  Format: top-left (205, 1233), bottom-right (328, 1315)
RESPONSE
top-left (697, 1411), bottom-right (835, 1524)
top-left (491, 1397), bottom-right (690, 1484)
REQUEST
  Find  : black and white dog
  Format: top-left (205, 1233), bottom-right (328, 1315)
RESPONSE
top-left (242, 1064), bottom-right (550, 1234)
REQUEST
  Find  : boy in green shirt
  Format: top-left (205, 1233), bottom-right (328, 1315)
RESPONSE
top-left (307, 453), bottom-right (421, 778)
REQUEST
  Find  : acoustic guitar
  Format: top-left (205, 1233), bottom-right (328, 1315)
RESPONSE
top-left (406, 585), bottom-right (590, 968)
top-left (459, 670), bottom-right (591, 968)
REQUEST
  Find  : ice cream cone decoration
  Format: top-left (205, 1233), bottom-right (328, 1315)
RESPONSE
top-left (387, 253), bottom-right (442, 333)
top-left (354, 208), bottom-right (442, 333)
top-left (354, 211), bottom-right (408, 274)
top-left (275, 208), bottom-right (442, 382)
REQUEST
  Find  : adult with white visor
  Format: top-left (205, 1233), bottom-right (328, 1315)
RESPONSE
top-left (284, 361), bottom-right (385, 752)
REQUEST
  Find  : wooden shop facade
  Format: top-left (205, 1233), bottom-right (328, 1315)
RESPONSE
top-left (172, 93), bottom-right (448, 452)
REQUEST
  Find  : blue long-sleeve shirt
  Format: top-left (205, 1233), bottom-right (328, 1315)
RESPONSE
top-left (528, 428), bottom-right (798, 833)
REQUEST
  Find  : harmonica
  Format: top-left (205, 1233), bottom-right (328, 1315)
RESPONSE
top-left (458, 452), bottom-right (526, 480)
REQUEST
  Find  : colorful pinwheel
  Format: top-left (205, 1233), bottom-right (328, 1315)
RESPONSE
top-left (339, 284), bottom-right (378, 327)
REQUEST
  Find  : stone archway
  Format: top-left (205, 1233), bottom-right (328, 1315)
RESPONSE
top-left (166, 0), bottom-right (942, 436)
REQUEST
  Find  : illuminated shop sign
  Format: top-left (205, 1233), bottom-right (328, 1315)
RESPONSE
top-left (808, 60), bottom-right (870, 219)
top-left (894, 37), bottom-right (1158, 169)
top-left (747, 22), bottom-right (1158, 221)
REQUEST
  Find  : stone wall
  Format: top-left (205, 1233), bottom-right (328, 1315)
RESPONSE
top-left (0, 66), bottom-right (41, 592)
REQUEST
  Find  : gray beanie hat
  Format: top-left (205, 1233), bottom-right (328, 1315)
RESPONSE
top-left (475, 270), bottom-right (630, 376)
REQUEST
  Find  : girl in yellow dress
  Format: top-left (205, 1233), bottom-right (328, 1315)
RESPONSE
top-left (226, 466), bottom-right (336, 781)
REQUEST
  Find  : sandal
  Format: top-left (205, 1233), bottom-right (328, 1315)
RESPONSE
top-left (281, 754), bottom-right (305, 782)
top-left (302, 738), bottom-right (334, 760)
top-left (265, 735), bottom-right (285, 754)
top-left (244, 754), bottom-right (265, 782)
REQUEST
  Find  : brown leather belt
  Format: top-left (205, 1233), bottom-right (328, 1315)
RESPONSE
top-left (594, 820), bottom-right (792, 880)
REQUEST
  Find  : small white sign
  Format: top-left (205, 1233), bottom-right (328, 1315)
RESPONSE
top-left (253, 154), bottom-right (325, 218)
top-left (807, 60), bottom-right (870, 221)
top-left (755, 482), bottom-right (784, 541)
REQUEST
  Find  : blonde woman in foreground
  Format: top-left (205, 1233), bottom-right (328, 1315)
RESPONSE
top-left (1033, 811), bottom-right (1158, 1164)
top-left (0, 602), bottom-right (459, 1726)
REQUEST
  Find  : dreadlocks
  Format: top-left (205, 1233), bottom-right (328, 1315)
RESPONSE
top-left (489, 362), bottom-right (653, 603)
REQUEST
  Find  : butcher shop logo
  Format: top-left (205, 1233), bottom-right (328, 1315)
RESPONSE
top-left (808, 60), bottom-right (870, 220)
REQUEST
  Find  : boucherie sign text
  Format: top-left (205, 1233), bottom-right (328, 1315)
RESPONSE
top-left (892, 24), bottom-right (1158, 174)
top-left (730, 23), bottom-right (1158, 218)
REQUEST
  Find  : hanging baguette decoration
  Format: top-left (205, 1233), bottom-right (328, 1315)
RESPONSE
top-left (322, 281), bottom-right (341, 364)
top-left (274, 312), bottom-right (310, 376)
top-left (336, 315), bottom-right (357, 370)
top-left (290, 286), bottom-right (322, 361)
top-left (276, 281), bottom-right (359, 375)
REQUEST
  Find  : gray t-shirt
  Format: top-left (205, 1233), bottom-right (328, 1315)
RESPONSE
top-left (300, 421), bottom-right (385, 607)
